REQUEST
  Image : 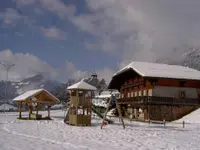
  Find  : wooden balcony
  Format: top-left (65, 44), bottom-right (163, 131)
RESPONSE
top-left (117, 96), bottom-right (200, 106)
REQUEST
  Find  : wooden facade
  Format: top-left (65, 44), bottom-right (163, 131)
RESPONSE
top-left (65, 90), bottom-right (92, 126)
top-left (116, 76), bottom-right (200, 121)
top-left (64, 80), bottom-right (96, 126)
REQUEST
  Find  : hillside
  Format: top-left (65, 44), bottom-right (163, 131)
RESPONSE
top-left (0, 74), bottom-right (62, 105)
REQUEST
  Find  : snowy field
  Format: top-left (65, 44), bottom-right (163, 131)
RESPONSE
top-left (1, 110), bottom-right (200, 150)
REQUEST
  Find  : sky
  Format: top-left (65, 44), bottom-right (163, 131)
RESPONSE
top-left (1, 0), bottom-right (200, 83)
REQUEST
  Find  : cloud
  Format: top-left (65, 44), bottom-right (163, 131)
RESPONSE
top-left (11, 0), bottom-right (200, 83)
top-left (15, 0), bottom-right (35, 5)
top-left (41, 26), bottom-right (66, 40)
top-left (0, 50), bottom-right (114, 84)
top-left (15, 0), bottom-right (76, 19)
top-left (0, 8), bottom-right (36, 27)
top-left (58, 60), bottom-right (88, 82)
top-left (96, 68), bottom-right (115, 84)
top-left (39, 0), bottom-right (75, 19)
top-left (0, 8), bottom-right (22, 25)
top-left (57, 60), bottom-right (115, 84)
top-left (0, 49), bottom-right (56, 81)
top-left (72, 0), bottom-right (200, 67)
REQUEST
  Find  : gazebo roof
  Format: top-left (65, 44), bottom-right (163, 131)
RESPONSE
top-left (13, 89), bottom-right (60, 104)
top-left (67, 80), bottom-right (97, 91)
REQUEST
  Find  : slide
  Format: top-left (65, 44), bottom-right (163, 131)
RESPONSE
top-left (91, 104), bottom-right (114, 124)
top-left (64, 108), bottom-right (70, 123)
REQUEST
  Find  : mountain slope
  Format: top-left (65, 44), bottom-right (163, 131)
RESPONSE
top-left (156, 46), bottom-right (200, 71)
top-left (0, 74), bottom-right (62, 104)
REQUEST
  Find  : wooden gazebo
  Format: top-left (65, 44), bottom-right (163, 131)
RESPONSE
top-left (13, 89), bottom-right (60, 120)
top-left (65, 79), bottom-right (97, 126)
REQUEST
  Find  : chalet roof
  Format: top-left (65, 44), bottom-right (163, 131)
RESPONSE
top-left (113, 61), bottom-right (200, 80)
top-left (13, 89), bottom-right (60, 103)
top-left (67, 79), bottom-right (97, 91)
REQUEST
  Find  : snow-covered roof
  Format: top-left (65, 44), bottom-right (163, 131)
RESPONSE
top-left (101, 91), bottom-right (111, 95)
top-left (95, 90), bottom-right (120, 99)
top-left (67, 80), bottom-right (97, 91)
top-left (95, 95), bottom-right (111, 99)
top-left (13, 89), bottom-right (60, 103)
top-left (113, 61), bottom-right (200, 80)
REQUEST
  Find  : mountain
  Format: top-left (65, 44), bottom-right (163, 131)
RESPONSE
top-left (0, 71), bottom-right (108, 107)
top-left (181, 48), bottom-right (200, 70)
top-left (51, 84), bottom-right (69, 104)
top-left (156, 46), bottom-right (200, 71)
top-left (0, 74), bottom-right (62, 105)
top-left (15, 74), bottom-right (62, 94)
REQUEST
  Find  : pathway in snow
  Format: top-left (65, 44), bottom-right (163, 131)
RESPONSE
top-left (0, 119), bottom-right (71, 150)
top-left (1, 110), bottom-right (200, 150)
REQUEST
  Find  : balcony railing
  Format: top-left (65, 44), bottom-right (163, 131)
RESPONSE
top-left (117, 96), bottom-right (200, 106)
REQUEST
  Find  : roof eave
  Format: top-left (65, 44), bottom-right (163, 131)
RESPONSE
top-left (67, 88), bottom-right (96, 91)
top-left (144, 76), bottom-right (200, 81)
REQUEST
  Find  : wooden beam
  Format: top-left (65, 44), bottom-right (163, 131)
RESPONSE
top-left (116, 102), bottom-right (125, 129)
top-left (101, 97), bottom-right (112, 129)
top-left (36, 103), bottom-right (39, 115)
top-left (28, 104), bottom-right (31, 119)
top-left (47, 105), bottom-right (51, 118)
top-left (18, 102), bottom-right (22, 119)
top-left (36, 101), bottom-right (54, 104)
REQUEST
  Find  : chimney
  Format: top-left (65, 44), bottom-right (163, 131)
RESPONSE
top-left (91, 72), bottom-right (97, 78)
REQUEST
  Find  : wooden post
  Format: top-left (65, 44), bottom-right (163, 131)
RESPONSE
top-left (48, 105), bottom-right (51, 118)
top-left (18, 102), bottom-right (22, 119)
top-left (163, 119), bottom-right (166, 127)
top-left (36, 103), bottom-right (39, 115)
top-left (116, 102), bottom-right (125, 129)
top-left (83, 108), bottom-right (85, 115)
top-left (30, 105), bottom-right (33, 114)
top-left (28, 104), bottom-right (31, 119)
top-left (101, 97), bottom-right (112, 129)
top-left (148, 105), bottom-right (150, 120)
top-left (183, 121), bottom-right (185, 128)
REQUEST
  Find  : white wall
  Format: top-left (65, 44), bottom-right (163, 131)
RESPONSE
top-left (153, 86), bottom-right (198, 99)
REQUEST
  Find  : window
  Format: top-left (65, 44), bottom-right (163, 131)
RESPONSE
top-left (143, 90), bottom-right (147, 96)
top-left (71, 90), bottom-right (76, 96)
top-left (131, 92), bottom-right (134, 97)
top-left (148, 89), bottom-right (152, 96)
top-left (179, 91), bottom-right (186, 99)
top-left (139, 91), bottom-right (141, 96)
top-left (127, 93), bottom-right (130, 98)
top-left (135, 91), bottom-right (138, 97)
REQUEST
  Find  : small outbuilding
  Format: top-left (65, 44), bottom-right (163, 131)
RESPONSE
top-left (65, 79), bottom-right (97, 126)
top-left (13, 89), bottom-right (60, 120)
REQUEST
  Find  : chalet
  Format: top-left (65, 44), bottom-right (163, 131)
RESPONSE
top-left (108, 61), bottom-right (200, 121)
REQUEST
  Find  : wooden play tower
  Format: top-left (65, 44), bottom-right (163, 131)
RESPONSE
top-left (65, 79), bottom-right (97, 126)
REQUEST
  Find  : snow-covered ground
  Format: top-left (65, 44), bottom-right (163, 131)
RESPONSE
top-left (1, 109), bottom-right (200, 150)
